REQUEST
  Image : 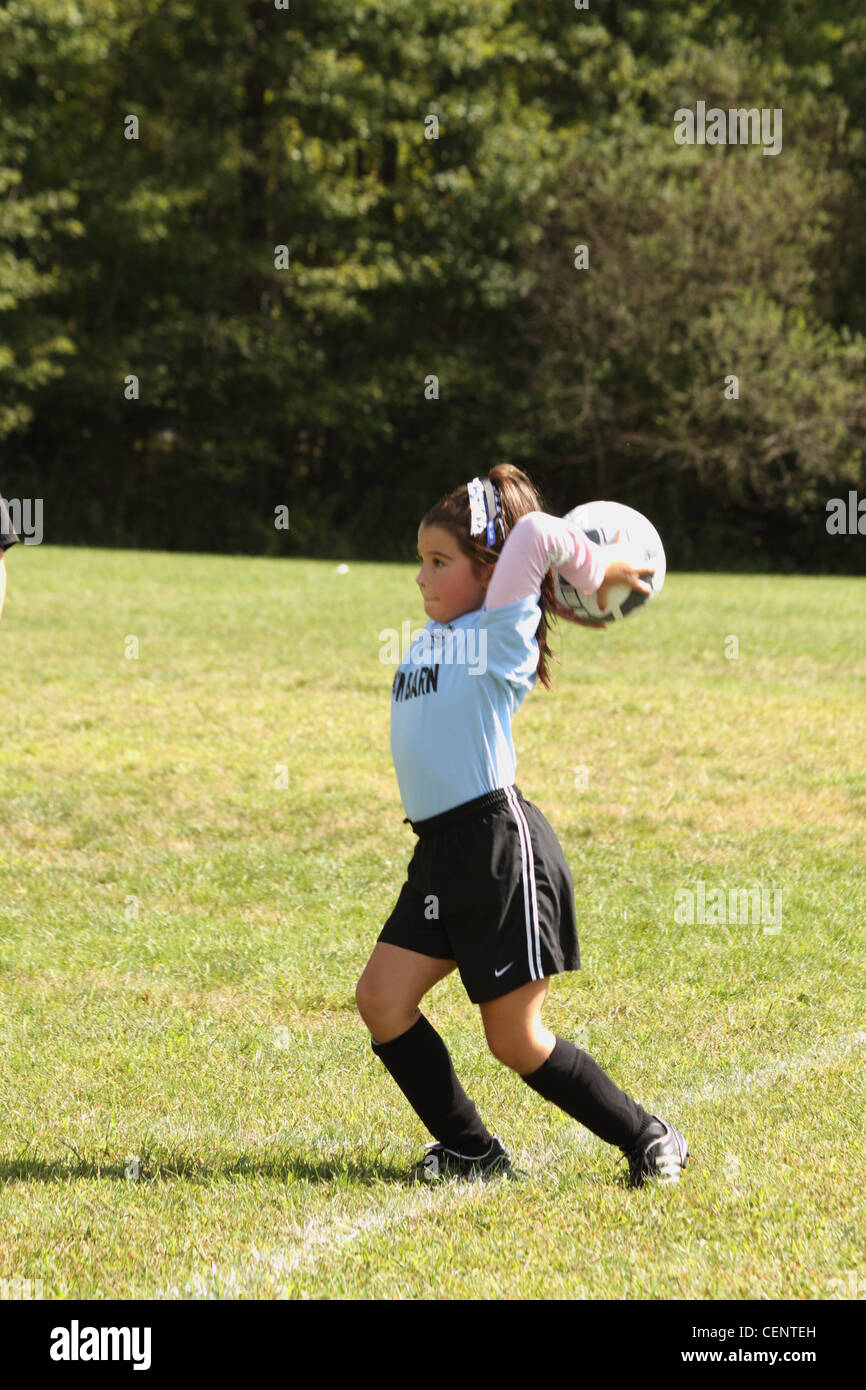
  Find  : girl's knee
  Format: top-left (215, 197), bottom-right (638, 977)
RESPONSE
top-left (355, 973), bottom-right (380, 1027)
top-left (484, 1022), bottom-right (554, 1075)
top-left (355, 974), bottom-right (410, 1037)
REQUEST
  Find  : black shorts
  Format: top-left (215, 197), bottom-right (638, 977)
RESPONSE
top-left (378, 785), bottom-right (580, 1004)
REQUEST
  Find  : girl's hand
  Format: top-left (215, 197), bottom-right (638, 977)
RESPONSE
top-left (595, 530), bottom-right (654, 614)
top-left (550, 531), bottom-right (651, 628)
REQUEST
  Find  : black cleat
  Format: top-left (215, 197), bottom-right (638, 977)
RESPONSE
top-left (415, 1136), bottom-right (513, 1183)
top-left (624, 1115), bottom-right (689, 1188)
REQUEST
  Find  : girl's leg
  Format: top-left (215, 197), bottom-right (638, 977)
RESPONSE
top-left (479, 978), bottom-right (655, 1149)
top-left (356, 943), bottom-right (496, 1157)
top-left (356, 941), bottom-right (456, 1043)
top-left (478, 978), bottom-right (555, 1074)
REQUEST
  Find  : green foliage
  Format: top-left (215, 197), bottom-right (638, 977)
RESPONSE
top-left (1, 1), bottom-right (864, 567)
top-left (523, 52), bottom-right (866, 514)
top-left (0, 0), bottom-right (92, 437)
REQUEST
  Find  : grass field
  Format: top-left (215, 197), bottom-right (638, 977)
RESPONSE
top-left (1, 546), bottom-right (864, 1300)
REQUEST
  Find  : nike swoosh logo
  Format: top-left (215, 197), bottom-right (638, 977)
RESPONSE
top-left (494, 961), bottom-right (514, 978)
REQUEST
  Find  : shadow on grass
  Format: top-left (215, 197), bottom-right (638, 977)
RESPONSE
top-left (0, 1151), bottom-right (411, 1187)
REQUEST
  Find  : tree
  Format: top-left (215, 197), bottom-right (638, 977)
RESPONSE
top-left (517, 23), bottom-right (866, 533)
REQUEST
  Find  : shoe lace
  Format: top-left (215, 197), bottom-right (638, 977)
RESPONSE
top-left (624, 1121), bottom-right (665, 1183)
top-left (625, 1142), bottom-right (648, 1185)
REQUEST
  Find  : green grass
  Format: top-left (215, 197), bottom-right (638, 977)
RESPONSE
top-left (1, 546), bottom-right (864, 1299)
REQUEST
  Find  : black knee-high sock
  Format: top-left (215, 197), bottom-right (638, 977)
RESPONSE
top-left (371, 1013), bottom-right (494, 1157)
top-left (521, 1036), bottom-right (654, 1150)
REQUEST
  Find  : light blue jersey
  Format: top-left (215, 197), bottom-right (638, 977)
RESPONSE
top-left (389, 594), bottom-right (540, 822)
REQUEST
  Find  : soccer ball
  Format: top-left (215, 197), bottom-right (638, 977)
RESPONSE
top-left (554, 500), bottom-right (666, 623)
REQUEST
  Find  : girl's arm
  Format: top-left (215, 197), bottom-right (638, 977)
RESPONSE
top-left (484, 511), bottom-right (606, 611)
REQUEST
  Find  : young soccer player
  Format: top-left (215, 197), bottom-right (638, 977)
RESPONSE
top-left (356, 464), bottom-right (689, 1187)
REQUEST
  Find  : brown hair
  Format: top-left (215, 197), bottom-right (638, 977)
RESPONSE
top-left (420, 463), bottom-right (559, 689)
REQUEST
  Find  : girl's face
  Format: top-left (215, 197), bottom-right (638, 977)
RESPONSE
top-left (416, 523), bottom-right (491, 623)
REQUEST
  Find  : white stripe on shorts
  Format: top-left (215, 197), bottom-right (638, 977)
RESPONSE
top-left (504, 786), bottom-right (543, 981)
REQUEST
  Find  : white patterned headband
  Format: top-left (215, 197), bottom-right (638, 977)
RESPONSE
top-left (467, 476), bottom-right (504, 547)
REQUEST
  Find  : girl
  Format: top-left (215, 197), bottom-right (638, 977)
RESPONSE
top-left (356, 464), bottom-right (689, 1187)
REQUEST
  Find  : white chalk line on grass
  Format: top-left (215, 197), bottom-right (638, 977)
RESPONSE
top-left (524, 1030), bottom-right (866, 1171)
top-left (157, 1031), bottom-right (866, 1297)
top-left (156, 1182), bottom-right (490, 1299)
top-left (658, 1029), bottom-right (866, 1112)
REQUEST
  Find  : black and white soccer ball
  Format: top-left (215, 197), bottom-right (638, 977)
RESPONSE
top-left (554, 500), bottom-right (666, 623)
